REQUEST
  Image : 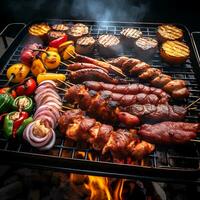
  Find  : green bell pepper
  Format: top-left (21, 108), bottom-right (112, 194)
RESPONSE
top-left (0, 93), bottom-right (14, 114)
top-left (3, 111), bottom-right (33, 139)
top-left (12, 96), bottom-right (33, 113)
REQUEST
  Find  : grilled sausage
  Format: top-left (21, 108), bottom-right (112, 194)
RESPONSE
top-left (83, 81), bottom-right (170, 103)
top-left (69, 69), bottom-right (119, 84)
top-left (68, 63), bottom-right (109, 73)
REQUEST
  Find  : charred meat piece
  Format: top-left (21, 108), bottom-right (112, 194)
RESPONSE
top-left (89, 123), bottom-right (113, 151)
top-left (68, 68), bottom-right (119, 84)
top-left (127, 140), bottom-right (155, 160)
top-left (83, 81), bottom-right (170, 103)
top-left (65, 85), bottom-right (140, 127)
top-left (139, 122), bottom-right (199, 144)
top-left (58, 109), bottom-right (154, 160)
top-left (76, 36), bottom-right (96, 55)
top-left (134, 37), bottom-right (158, 61)
top-left (107, 56), bottom-right (129, 67)
top-left (102, 129), bottom-right (136, 161)
top-left (68, 23), bottom-right (89, 42)
top-left (58, 109), bottom-right (84, 134)
top-left (52, 24), bottom-right (69, 32)
top-left (48, 31), bottom-right (66, 41)
top-left (120, 28), bottom-right (142, 48)
top-left (97, 34), bottom-right (121, 57)
top-left (121, 103), bottom-right (186, 123)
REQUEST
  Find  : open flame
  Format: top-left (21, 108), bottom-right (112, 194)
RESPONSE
top-left (114, 179), bottom-right (125, 200)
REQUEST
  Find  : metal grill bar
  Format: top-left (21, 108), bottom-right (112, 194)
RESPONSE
top-left (0, 20), bottom-right (200, 183)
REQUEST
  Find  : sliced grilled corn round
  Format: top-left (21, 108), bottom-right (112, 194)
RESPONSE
top-left (157, 24), bottom-right (183, 43)
top-left (160, 40), bottom-right (190, 64)
top-left (28, 23), bottom-right (51, 37)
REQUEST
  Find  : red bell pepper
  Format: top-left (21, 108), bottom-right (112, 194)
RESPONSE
top-left (49, 34), bottom-right (68, 48)
top-left (0, 87), bottom-right (16, 98)
top-left (15, 78), bottom-right (37, 96)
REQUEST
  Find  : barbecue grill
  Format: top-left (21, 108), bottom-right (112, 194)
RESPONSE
top-left (0, 19), bottom-right (200, 184)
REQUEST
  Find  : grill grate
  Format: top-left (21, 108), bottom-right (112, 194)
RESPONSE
top-left (0, 20), bottom-right (200, 183)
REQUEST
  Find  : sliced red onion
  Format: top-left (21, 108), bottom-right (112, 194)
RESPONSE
top-left (35, 93), bottom-right (61, 106)
top-left (34, 110), bottom-right (57, 126)
top-left (35, 84), bottom-right (57, 94)
top-left (34, 115), bottom-right (55, 129)
top-left (38, 80), bottom-right (57, 87)
top-left (39, 129), bottom-right (56, 151)
top-left (45, 102), bottom-right (62, 111)
top-left (35, 88), bottom-right (60, 100)
top-left (36, 94), bottom-right (61, 108)
top-left (34, 105), bottom-right (60, 120)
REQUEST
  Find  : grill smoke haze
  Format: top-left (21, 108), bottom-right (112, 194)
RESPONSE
top-left (71, 0), bottom-right (149, 23)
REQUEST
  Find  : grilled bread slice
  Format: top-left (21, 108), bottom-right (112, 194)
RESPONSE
top-left (120, 28), bottom-right (142, 48)
top-left (28, 23), bottom-right (51, 38)
top-left (52, 24), bottom-right (69, 32)
top-left (160, 40), bottom-right (190, 64)
top-left (157, 24), bottom-right (183, 43)
top-left (97, 34), bottom-right (121, 57)
top-left (76, 36), bottom-right (96, 55)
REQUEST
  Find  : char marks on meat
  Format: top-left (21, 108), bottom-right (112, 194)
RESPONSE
top-left (139, 122), bottom-right (199, 144)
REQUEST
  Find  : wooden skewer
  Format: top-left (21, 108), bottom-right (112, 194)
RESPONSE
top-left (185, 97), bottom-right (200, 109)
top-left (66, 81), bottom-right (74, 86)
top-left (62, 105), bottom-right (73, 110)
top-left (68, 60), bottom-right (75, 64)
top-left (60, 61), bottom-right (70, 67)
top-left (190, 139), bottom-right (200, 143)
top-left (187, 107), bottom-right (197, 110)
top-left (66, 51), bottom-right (76, 59)
top-left (56, 86), bottom-right (66, 92)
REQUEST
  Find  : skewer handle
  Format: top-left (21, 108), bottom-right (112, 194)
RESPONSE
top-left (4, 73), bottom-right (15, 87)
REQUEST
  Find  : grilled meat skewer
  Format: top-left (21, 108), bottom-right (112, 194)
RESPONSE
top-left (108, 56), bottom-right (189, 99)
top-left (58, 109), bottom-right (155, 160)
top-left (121, 103), bottom-right (186, 123)
top-left (65, 85), bottom-right (140, 127)
top-left (138, 122), bottom-right (199, 144)
top-left (84, 81), bottom-right (170, 103)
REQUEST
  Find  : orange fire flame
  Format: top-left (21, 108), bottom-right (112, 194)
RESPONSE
top-left (114, 179), bottom-right (125, 200)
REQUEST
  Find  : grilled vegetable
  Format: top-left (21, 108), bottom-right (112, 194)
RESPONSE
top-left (6, 63), bottom-right (30, 83)
top-left (58, 41), bottom-right (74, 55)
top-left (37, 73), bottom-right (66, 84)
top-left (12, 96), bottom-right (33, 113)
top-left (49, 34), bottom-right (68, 48)
top-left (160, 40), bottom-right (190, 64)
top-left (20, 43), bottom-right (43, 66)
top-left (28, 23), bottom-right (51, 39)
top-left (0, 87), bottom-right (16, 98)
top-left (62, 44), bottom-right (76, 60)
top-left (41, 51), bottom-right (61, 70)
top-left (3, 111), bottom-right (33, 139)
top-left (0, 93), bottom-right (14, 114)
top-left (31, 58), bottom-right (47, 76)
top-left (157, 24), bottom-right (184, 43)
top-left (15, 78), bottom-right (37, 96)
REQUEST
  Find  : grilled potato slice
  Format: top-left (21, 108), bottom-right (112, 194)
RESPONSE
top-left (157, 25), bottom-right (183, 43)
top-left (28, 23), bottom-right (51, 38)
top-left (160, 40), bottom-right (190, 64)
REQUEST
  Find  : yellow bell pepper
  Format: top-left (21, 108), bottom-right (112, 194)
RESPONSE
top-left (41, 51), bottom-right (61, 70)
top-left (46, 47), bottom-right (58, 52)
top-left (62, 45), bottom-right (76, 60)
top-left (37, 73), bottom-right (66, 84)
top-left (31, 58), bottom-right (47, 77)
top-left (58, 41), bottom-right (74, 55)
top-left (6, 63), bottom-right (30, 83)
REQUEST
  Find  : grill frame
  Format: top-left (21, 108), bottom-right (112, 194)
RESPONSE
top-left (0, 19), bottom-right (200, 183)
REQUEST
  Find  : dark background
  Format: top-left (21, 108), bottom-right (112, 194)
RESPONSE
top-left (0, 0), bottom-right (199, 32)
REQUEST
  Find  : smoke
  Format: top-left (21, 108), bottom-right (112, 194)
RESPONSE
top-left (71, 0), bottom-right (149, 23)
